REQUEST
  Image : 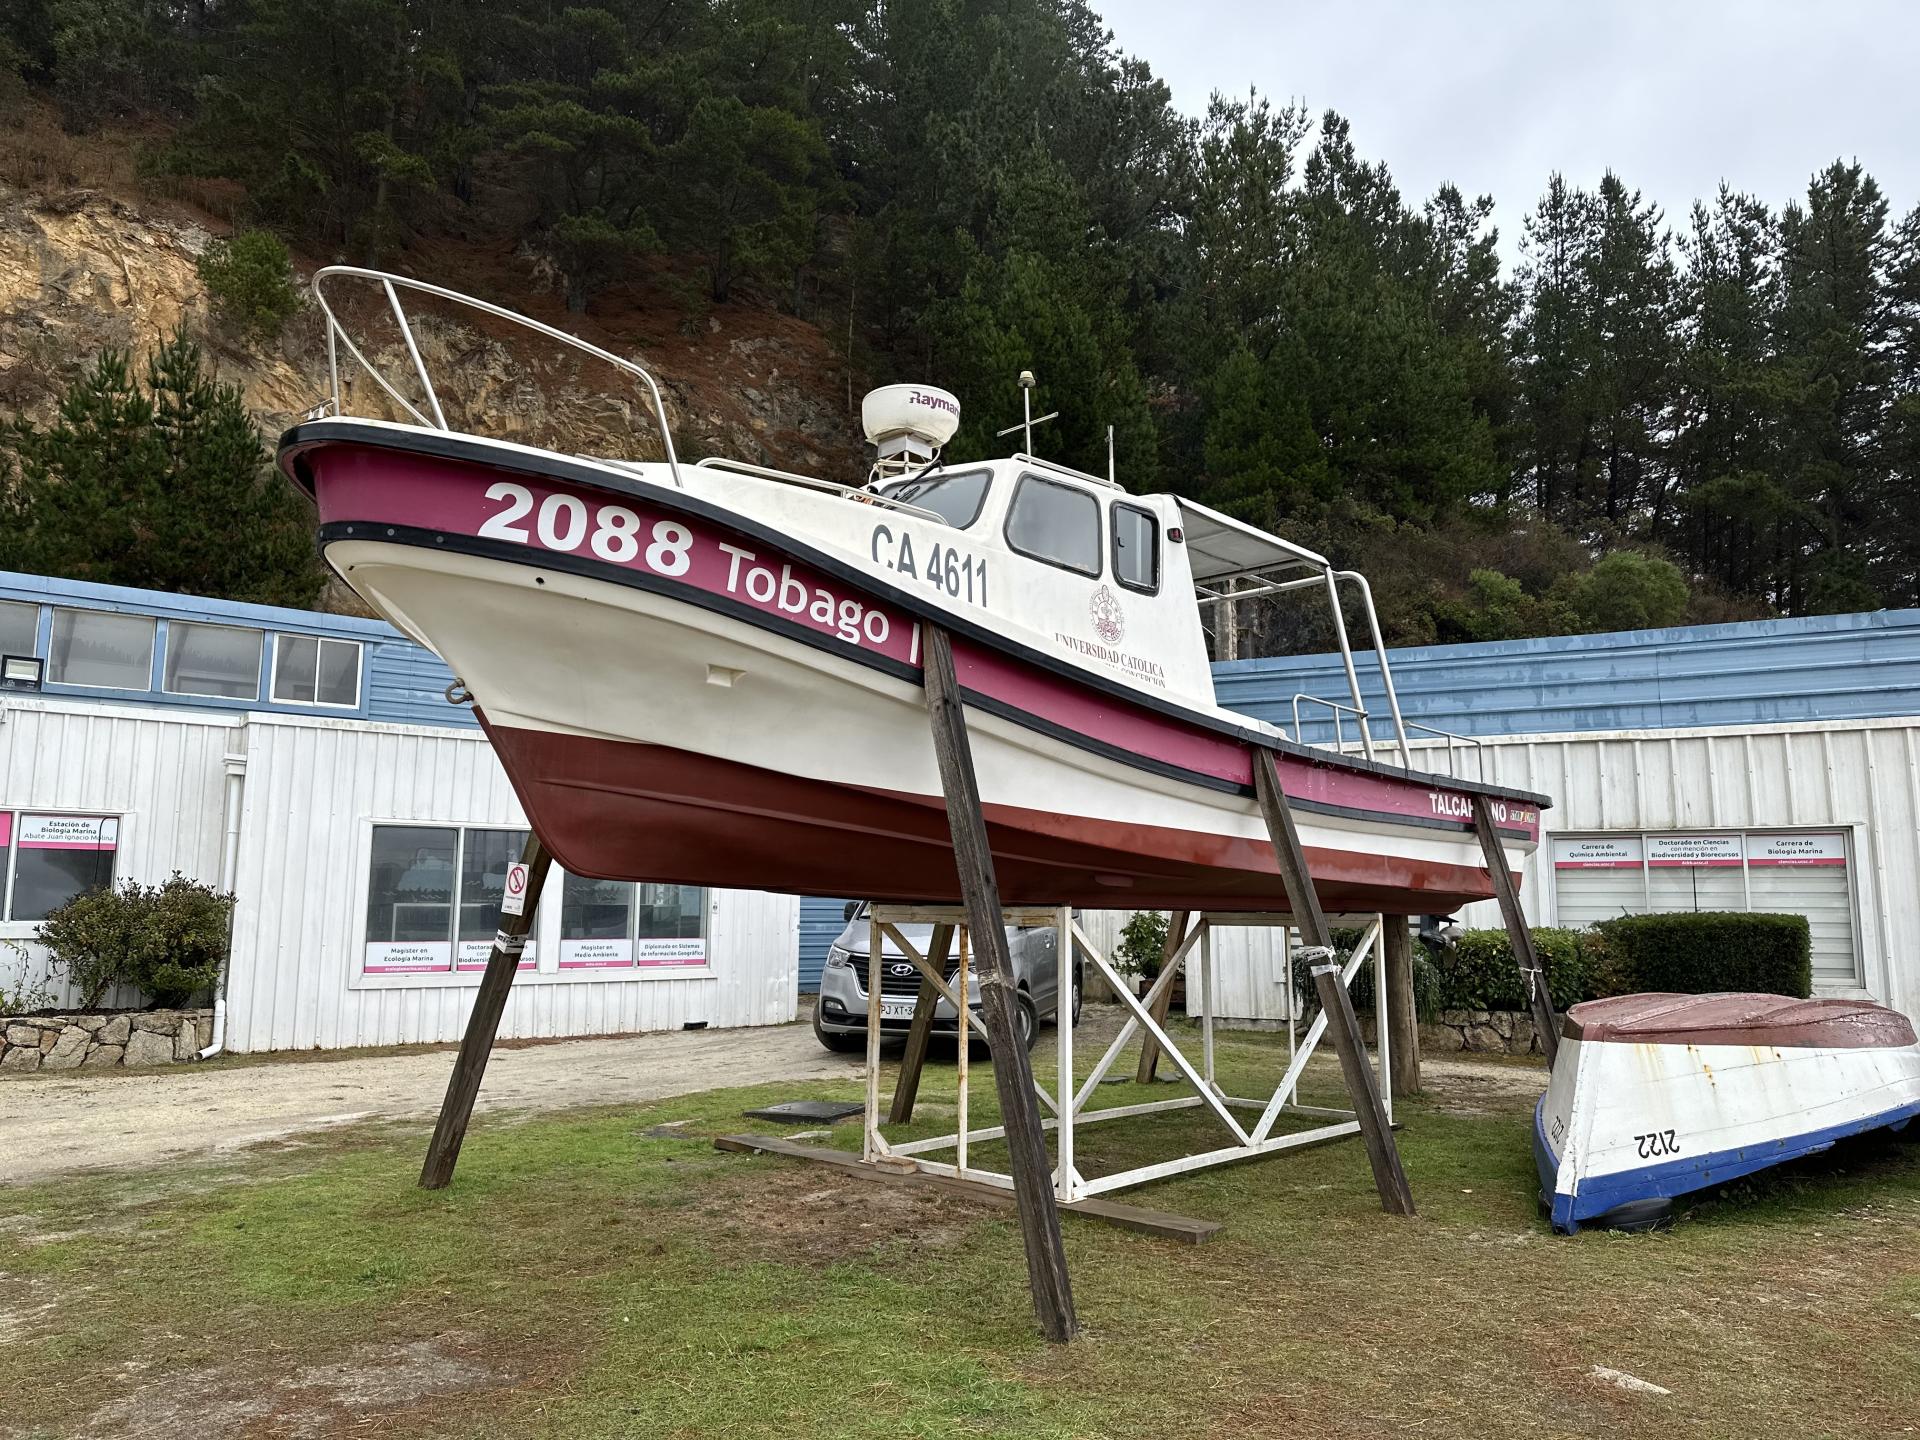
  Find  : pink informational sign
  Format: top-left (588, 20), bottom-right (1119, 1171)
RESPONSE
top-left (1748, 832), bottom-right (1846, 867)
top-left (559, 938), bottom-right (633, 970)
top-left (1552, 836), bottom-right (1643, 869)
top-left (456, 940), bottom-right (538, 973)
top-left (363, 941), bottom-right (452, 975)
top-left (19, 815), bottom-right (119, 850)
top-left (636, 938), bottom-right (707, 968)
top-left (1647, 834), bottom-right (1743, 868)
top-left (0, 812), bottom-right (11, 849)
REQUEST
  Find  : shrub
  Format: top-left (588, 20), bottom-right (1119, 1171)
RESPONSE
top-left (1288, 925), bottom-right (1441, 1022)
top-left (1593, 911), bottom-right (1811, 998)
top-left (1115, 910), bottom-right (1171, 978)
top-left (1423, 926), bottom-right (1592, 1013)
top-left (37, 874), bottom-right (233, 1008)
top-left (197, 229), bottom-right (301, 338)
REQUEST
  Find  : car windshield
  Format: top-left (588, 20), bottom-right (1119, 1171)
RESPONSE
top-left (879, 469), bottom-right (990, 528)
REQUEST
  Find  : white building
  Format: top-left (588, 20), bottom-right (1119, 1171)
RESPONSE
top-left (0, 572), bottom-right (797, 1050)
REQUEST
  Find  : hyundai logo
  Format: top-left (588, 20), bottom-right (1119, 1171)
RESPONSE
top-left (889, 962), bottom-right (917, 978)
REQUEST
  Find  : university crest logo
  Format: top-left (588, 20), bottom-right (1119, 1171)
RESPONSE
top-left (1090, 584), bottom-right (1125, 645)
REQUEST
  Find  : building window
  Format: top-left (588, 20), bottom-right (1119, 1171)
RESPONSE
top-left (1004, 475), bottom-right (1102, 577)
top-left (0, 601), bottom-right (38, 661)
top-left (1551, 829), bottom-right (1858, 985)
top-left (272, 635), bottom-right (362, 708)
top-left (1111, 502), bottom-right (1159, 593)
top-left (48, 609), bottom-right (156, 690)
top-left (163, 622), bottom-right (263, 700)
top-left (364, 824), bottom-right (537, 975)
top-left (1, 813), bottom-right (119, 922)
top-left (559, 875), bottom-right (708, 969)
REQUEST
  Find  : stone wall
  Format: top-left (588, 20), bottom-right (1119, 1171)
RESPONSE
top-left (0, 1010), bottom-right (213, 1073)
top-left (1419, 1008), bottom-right (1542, 1056)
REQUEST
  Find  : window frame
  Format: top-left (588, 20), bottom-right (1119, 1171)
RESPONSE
top-left (877, 467), bottom-right (995, 530)
top-left (1002, 473), bottom-right (1104, 579)
top-left (270, 633), bottom-right (364, 710)
top-left (161, 620), bottom-right (265, 702)
top-left (1110, 501), bottom-right (1161, 595)
top-left (0, 809), bottom-right (122, 925)
top-left (0, 600), bottom-right (41, 663)
top-left (46, 608), bottom-right (157, 693)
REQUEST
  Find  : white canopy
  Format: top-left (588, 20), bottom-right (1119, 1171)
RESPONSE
top-left (1173, 498), bottom-right (1329, 586)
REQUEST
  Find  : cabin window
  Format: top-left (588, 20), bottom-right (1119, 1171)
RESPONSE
top-left (559, 876), bottom-right (708, 969)
top-left (272, 634), bottom-right (362, 708)
top-left (164, 622), bottom-right (264, 700)
top-left (1550, 829), bottom-right (1859, 985)
top-left (0, 602), bottom-right (38, 661)
top-left (47, 609), bottom-right (156, 690)
top-left (1005, 475), bottom-right (1102, 577)
top-left (2, 813), bottom-right (119, 922)
top-left (879, 468), bottom-right (991, 528)
top-left (1111, 503), bottom-right (1160, 594)
top-left (363, 823), bottom-right (538, 974)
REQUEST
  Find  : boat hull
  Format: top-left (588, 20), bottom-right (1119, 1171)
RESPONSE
top-left (1535, 1002), bottom-right (1920, 1232)
top-left (283, 423), bottom-right (1546, 912)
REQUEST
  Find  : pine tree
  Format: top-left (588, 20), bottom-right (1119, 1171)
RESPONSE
top-left (0, 333), bottom-right (326, 607)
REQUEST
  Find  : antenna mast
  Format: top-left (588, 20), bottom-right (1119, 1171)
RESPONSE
top-left (995, 370), bottom-right (1057, 455)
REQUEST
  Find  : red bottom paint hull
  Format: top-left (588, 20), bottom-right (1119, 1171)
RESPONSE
top-left (485, 719), bottom-right (1504, 914)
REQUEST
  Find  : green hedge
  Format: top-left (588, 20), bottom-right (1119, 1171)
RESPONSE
top-left (1423, 926), bottom-right (1592, 1013)
top-left (1593, 911), bottom-right (1811, 999)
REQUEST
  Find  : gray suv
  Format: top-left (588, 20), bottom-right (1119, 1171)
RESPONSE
top-left (813, 902), bottom-right (1083, 1053)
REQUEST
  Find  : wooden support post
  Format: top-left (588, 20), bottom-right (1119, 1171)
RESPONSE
top-left (888, 923), bottom-right (955, 1124)
top-left (1133, 910), bottom-right (1190, 1083)
top-left (420, 832), bottom-right (551, 1190)
top-left (1383, 914), bottom-right (1421, 1098)
top-left (923, 626), bottom-right (1078, 1343)
top-left (1471, 795), bottom-right (1560, 1069)
top-left (1251, 751), bottom-right (1416, 1217)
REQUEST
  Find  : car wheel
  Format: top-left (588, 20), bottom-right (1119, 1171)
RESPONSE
top-left (1070, 969), bottom-right (1083, 1027)
top-left (1016, 988), bottom-right (1039, 1051)
top-left (811, 1002), bottom-right (864, 1054)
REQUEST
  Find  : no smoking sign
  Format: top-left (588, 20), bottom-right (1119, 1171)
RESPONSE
top-left (501, 861), bottom-right (530, 916)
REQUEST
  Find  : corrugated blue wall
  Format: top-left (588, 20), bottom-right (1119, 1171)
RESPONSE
top-left (1214, 609), bottom-right (1920, 739)
top-left (798, 895), bottom-right (855, 992)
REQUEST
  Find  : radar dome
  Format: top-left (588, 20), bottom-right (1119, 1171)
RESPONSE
top-left (861, 384), bottom-right (961, 457)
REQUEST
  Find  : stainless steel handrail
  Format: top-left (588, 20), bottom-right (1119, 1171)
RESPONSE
top-left (311, 266), bottom-right (686, 489)
top-left (692, 457), bottom-right (948, 525)
top-left (1291, 692), bottom-right (1483, 777)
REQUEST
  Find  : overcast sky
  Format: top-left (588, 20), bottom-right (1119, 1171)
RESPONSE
top-left (1093, 0), bottom-right (1918, 264)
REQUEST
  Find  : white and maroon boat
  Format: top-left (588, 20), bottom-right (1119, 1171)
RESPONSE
top-left (276, 269), bottom-right (1547, 912)
top-left (1537, 993), bottom-right (1920, 1232)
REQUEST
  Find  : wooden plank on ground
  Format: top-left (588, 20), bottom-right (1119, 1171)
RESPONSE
top-left (714, 1134), bottom-right (1222, 1243)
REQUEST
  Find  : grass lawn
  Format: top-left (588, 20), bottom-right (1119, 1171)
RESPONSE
top-left (3, 1018), bottom-right (1918, 1439)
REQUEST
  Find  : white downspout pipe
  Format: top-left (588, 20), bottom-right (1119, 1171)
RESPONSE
top-left (199, 750), bottom-right (247, 1060)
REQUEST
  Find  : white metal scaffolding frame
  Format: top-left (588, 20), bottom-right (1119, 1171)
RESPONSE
top-left (858, 904), bottom-right (1394, 1204)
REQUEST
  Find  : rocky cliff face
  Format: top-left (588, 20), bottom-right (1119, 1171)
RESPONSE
top-left (0, 182), bottom-right (868, 486)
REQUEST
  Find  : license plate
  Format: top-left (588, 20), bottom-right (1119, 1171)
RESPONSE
top-left (879, 999), bottom-right (918, 1021)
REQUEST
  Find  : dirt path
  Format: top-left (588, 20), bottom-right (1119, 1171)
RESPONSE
top-left (0, 1021), bottom-right (860, 1187)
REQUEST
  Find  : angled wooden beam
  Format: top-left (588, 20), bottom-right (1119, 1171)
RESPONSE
top-left (889, 923), bottom-right (955, 1124)
top-left (1471, 795), bottom-right (1560, 1068)
top-left (420, 832), bottom-right (551, 1190)
top-left (923, 625), bottom-right (1078, 1343)
top-left (1382, 914), bottom-right (1422, 1098)
top-left (1251, 751), bottom-right (1415, 1217)
top-left (1133, 910), bottom-right (1191, 1083)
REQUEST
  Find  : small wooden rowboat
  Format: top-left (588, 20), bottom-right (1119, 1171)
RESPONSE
top-left (1535, 993), bottom-right (1920, 1232)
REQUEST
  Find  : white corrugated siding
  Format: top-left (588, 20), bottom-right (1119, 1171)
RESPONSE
top-left (0, 698), bottom-right (237, 1008)
top-left (1456, 717), bottom-right (1920, 1021)
top-left (223, 714), bottom-right (797, 1051)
